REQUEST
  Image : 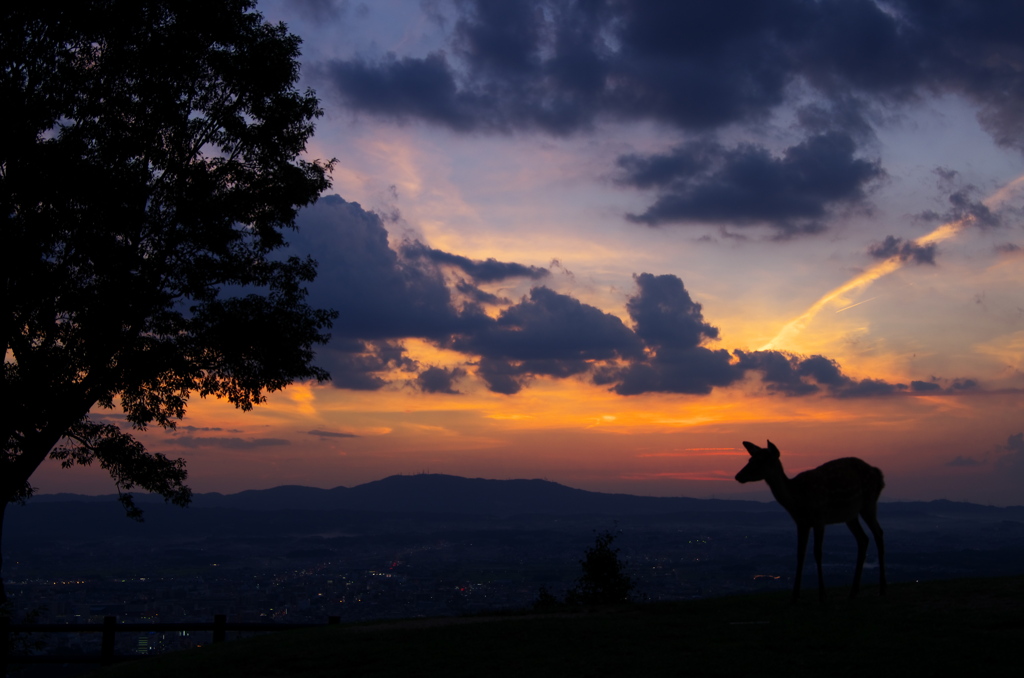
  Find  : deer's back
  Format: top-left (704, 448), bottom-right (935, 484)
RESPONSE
top-left (789, 457), bottom-right (884, 525)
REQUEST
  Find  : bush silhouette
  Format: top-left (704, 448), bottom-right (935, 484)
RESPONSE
top-left (567, 529), bottom-right (634, 605)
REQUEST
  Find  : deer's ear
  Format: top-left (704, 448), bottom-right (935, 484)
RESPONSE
top-left (742, 441), bottom-right (759, 455)
top-left (766, 440), bottom-right (781, 457)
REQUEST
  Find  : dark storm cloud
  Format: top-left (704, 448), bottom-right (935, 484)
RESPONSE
top-left (476, 357), bottom-right (525, 395)
top-left (618, 133), bottom-right (883, 234)
top-left (455, 286), bottom-right (643, 362)
top-left (615, 140), bottom-right (717, 190)
top-left (318, 0), bottom-right (804, 133)
top-left (596, 273), bottom-right (739, 395)
top-left (731, 351), bottom-right (905, 398)
top-left (731, 350), bottom-right (819, 396)
top-left (605, 0), bottom-right (816, 133)
top-left (918, 175), bottom-right (1005, 229)
top-left (792, 354), bottom-right (901, 398)
top-left (451, 286), bottom-right (644, 394)
top-left (415, 366), bottom-right (466, 394)
top-left (454, 280), bottom-right (506, 306)
top-left (316, 339), bottom-right (416, 391)
top-left (796, 100), bottom-right (875, 142)
top-left (284, 195), bottom-right (492, 390)
top-left (318, 0), bottom-right (1024, 233)
top-left (320, 1), bottom-right (612, 134)
top-left (348, 0), bottom-right (1024, 141)
top-left (603, 347), bottom-right (739, 396)
top-left (626, 273), bottom-right (719, 348)
top-left (947, 189), bottom-right (1001, 228)
top-left (401, 241), bottom-right (549, 282)
top-left (453, 1), bottom-right (544, 78)
top-left (795, 0), bottom-right (924, 96)
top-left (289, 195), bottom-right (490, 342)
top-left (322, 53), bottom-right (484, 131)
top-left (909, 377), bottom-right (979, 393)
top-left (868, 236), bottom-right (937, 264)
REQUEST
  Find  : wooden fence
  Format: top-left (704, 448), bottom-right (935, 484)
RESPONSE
top-left (2, 614), bottom-right (342, 668)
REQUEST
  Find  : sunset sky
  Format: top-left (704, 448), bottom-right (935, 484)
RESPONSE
top-left (38, 0), bottom-right (1024, 505)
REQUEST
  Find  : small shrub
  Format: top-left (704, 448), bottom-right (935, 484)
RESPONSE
top-left (533, 586), bottom-right (561, 612)
top-left (567, 529), bottom-right (634, 605)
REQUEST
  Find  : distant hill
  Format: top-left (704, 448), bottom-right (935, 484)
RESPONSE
top-left (30, 473), bottom-right (776, 516)
top-left (14, 473), bottom-right (1024, 547)
top-left (28, 472), bottom-right (1024, 518)
top-left (12, 474), bottom-right (788, 543)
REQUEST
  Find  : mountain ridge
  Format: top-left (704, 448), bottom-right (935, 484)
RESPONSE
top-left (31, 473), bottom-right (771, 516)
top-left (27, 472), bottom-right (1024, 517)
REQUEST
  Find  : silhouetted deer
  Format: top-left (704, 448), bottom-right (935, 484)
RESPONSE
top-left (735, 440), bottom-right (886, 602)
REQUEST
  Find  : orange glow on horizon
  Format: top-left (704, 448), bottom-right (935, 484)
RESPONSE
top-left (621, 471), bottom-right (738, 482)
top-left (636, 449), bottom-right (740, 457)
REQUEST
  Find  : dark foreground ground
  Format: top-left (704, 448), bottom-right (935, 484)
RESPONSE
top-left (80, 576), bottom-right (1024, 678)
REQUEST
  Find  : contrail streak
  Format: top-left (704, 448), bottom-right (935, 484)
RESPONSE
top-left (835, 296), bottom-right (880, 314)
top-left (760, 174), bottom-right (1024, 351)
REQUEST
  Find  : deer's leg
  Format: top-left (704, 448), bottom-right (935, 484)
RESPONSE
top-left (862, 505), bottom-right (886, 595)
top-left (847, 519), bottom-right (869, 599)
top-left (813, 525), bottom-right (825, 602)
top-left (794, 524), bottom-right (809, 602)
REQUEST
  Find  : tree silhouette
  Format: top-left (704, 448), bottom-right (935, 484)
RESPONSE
top-left (1, 0), bottom-right (335, 602)
top-left (568, 529), bottom-right (635, 605)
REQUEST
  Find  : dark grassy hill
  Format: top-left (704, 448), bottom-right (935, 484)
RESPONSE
top-left (85, 576), bottom-right (1024, 678)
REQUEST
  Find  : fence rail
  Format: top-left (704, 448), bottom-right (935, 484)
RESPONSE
top-left (3, 614), bottom-right (341, 667)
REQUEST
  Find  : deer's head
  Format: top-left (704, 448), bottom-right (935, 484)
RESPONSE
top-left (735, 440), bottom-right (782, 483)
